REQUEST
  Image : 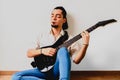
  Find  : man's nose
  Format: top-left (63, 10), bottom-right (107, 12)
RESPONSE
top-left (53, 16), bottom-right (57, 20)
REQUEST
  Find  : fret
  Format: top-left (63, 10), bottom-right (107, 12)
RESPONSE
top-left (58, 34), bottom-right (81, 48)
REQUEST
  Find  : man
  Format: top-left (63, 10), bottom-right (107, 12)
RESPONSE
top-left (12, 6), bottom-right (90, 80)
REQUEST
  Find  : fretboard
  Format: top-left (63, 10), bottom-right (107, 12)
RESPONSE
top-left (58, 25), bottom-right (97, 48)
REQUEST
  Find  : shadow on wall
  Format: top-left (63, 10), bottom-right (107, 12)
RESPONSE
top-left (67, 14), bottom-right (76, 35)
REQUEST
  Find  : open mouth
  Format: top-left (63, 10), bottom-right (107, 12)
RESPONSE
top-left (52, 22), bottom-right (56, 25)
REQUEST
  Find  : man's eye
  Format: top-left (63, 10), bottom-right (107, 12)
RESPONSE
top-left (51, 16), bottom-right (54, 17)
top-left (57, 16), bottom-right (61, 18)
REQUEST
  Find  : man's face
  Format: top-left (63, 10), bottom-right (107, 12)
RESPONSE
top-left (51, 9), bottom-right (66, 28)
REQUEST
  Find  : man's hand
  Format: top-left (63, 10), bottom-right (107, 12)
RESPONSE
top-left (42, 47), bottom-right (56, 56)
top-left (81, 31), bottom-right (90, 45)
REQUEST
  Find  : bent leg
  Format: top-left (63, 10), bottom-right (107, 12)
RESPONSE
top-left (53, 47), bottom-right (71, 80)
top-left (12, 68), bottom-right (46, 80)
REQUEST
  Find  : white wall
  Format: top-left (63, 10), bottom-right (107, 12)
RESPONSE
top-left (0, 0), bottom-right (120, 71)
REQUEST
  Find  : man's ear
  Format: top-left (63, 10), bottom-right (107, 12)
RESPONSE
top-left (63, 18), bottom-right (66, 23)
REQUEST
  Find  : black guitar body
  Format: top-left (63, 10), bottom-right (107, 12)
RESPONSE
top-left (33, 52), bottom-right (56, 70)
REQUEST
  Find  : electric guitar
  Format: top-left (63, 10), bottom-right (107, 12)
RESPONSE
top-left (31, 19), bottom-right (117, 72)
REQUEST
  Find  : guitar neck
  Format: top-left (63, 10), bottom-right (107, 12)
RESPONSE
top-left (58, 19), bottom-right (117, 49)
top-left (58, 24), bottom-right (99, 48)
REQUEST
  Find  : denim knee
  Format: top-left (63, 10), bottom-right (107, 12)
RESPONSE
top-left (57, 47), bottom-right (69, 57)
top-left (11, 72), bottom-right (21, 80)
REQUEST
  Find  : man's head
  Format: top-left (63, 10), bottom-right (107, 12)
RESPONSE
top-left (51, 6), bottom-right (68, 30)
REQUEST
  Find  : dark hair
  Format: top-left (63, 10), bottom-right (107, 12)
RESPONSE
top-left (54, 6), bottom-right (68, 30)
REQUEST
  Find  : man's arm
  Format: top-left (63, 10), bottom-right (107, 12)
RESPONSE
top-left (73, 31), bottom-right (90, 64)
top-left (73, 44), bottom-right (88, 64)
top-left (27, 48), bottom-right (56, 58)
top-left (27, 49), bottom-right (42, 58)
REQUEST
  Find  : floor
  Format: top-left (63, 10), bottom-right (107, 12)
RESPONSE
top-left (0, 75), bottom-right (11, 80)
top-left (0, 71), bottom-right (120, 80)
top-left (0, 75), bottom-right (120, 80)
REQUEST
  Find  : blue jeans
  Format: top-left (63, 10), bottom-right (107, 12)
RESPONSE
top-left (12, 47), bottom-right (71, 80)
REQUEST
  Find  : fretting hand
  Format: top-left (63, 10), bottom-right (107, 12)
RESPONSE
top-left (81, 31), bottom-right (90, 45)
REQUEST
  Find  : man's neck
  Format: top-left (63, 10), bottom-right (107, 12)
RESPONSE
top-left (51, 27), bottom-right (62, 37)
